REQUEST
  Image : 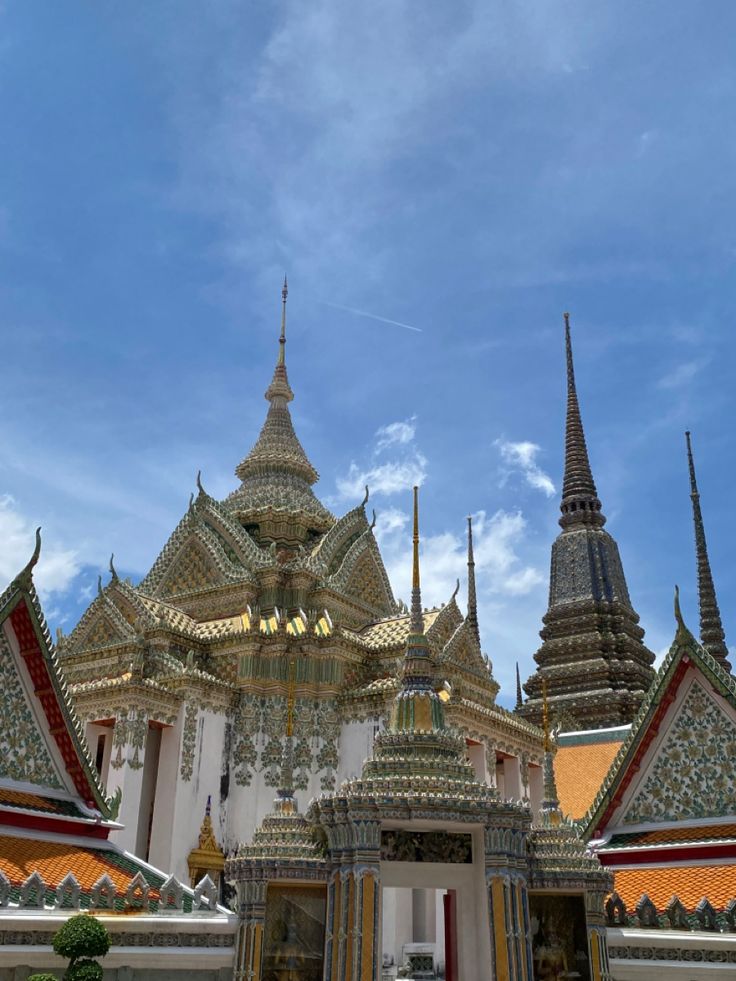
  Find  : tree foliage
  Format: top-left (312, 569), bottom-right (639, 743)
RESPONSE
top-left (51, 914), bottom-right (110, 975)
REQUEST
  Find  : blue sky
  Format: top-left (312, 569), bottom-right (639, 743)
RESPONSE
top-left (2, 1), bottom-right (736, 707)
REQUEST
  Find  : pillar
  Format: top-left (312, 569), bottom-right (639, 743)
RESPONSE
top-left (502, 757), bottom-right (522, 801)
top-left (486, 873), bottom-right (532, 981)
top-left (234, 881), bottom-right (267, 981)
top-left (527, 764), bottom-right (544, 818)
top-left (107, 711), bottom-right (148, 855)
top-left (354, 866), bottom-right (381, 981)
top-left (587, 926), bottom-right (612, 981)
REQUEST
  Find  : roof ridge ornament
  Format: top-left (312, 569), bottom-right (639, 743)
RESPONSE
top-left (109, 554), bottom-right (118, 582)
top-left (13, 527), bottom-right (42, 590)
top-left (559, 313), bottom-right (605, 530)
top-left (685, 431), bottom-right (730, 670)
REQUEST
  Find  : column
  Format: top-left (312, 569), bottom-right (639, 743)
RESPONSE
top-left (234, 881), bottom-right (267, 981)
top-left (355, 866), bottom-right (381, 981)
top-left (502, 757), bottom-right (522, 801)
top-left (587, 926), bottom-right (612, 981)
top-left (106, 711), bottom-right (148, 855)
top-left (324, 868), bottom-right (343, 981)
top-left (486, 873), bottom-right (509, 981)
top-left (527, 764), bottom-right (544, 818)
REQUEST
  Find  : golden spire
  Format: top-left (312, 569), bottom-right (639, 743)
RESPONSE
top-left (410, 485), bottom-right (423, 633)
top-left (542, 678), bottom-right (551, 753)
top-left (278, 275), bottom-right (288, 366)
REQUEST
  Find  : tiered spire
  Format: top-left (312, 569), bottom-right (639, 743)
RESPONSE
top-left (686, 432), bottom-right (730, 670)
top-left (540, 681), bottom-right (561, 826)
top-left (519, 313), bottom-right (655, 730)
top-left (236, 277), bottom-right (318, 484)
top-left (560, 313), bottom-right (605, 529)
top-left (392, 487), bottom-right (444, 733)
top-left (466, 516), bottom-right (480, 644)
top-left (515, 662), bottom-right (523, 711)
top-left (228, 279), bottom-right (333, 540)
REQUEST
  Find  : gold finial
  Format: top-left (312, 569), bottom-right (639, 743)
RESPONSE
top-left (542, 678), bottom-right (551, 753)
top-left (412, 485), bottom-right (420, 591)
top-left (285, 658), bottom-right (297, 738)
top-left (278, 275), bottom-right (288, 366)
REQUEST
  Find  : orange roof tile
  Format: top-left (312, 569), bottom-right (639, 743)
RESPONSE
top-left (0, 834), bottom-right (138, 893)
top-left (613, 863), bottom-right (736, 912)
top-left (554, 740), bottom-right (623, 820)
top-left (0, 788), bottom-right (72, 815)
top-left (606, 823), bottom-right (736, 849)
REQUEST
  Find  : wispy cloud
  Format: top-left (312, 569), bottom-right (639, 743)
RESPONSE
top-left (376, 506), bottom-right (543, 609)
top-left (375, 416), bottom-right (417, 452)
top-left (324, 301), bottom-right (421, 333)
top-left (0, 495), bottom-right (80, 599)
top-left (657, 358), bottom-right (709, 390)
top-left (496, 439), bottom-right (556, 497)
top-left (333, 416), bottom-right (427, 503)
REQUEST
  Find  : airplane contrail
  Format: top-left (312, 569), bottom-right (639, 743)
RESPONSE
top-left (324, 300), bottom-right (422, 333)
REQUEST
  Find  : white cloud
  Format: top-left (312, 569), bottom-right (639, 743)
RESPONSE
top-left (333, 417), bottom-right (427, 502)
top-left (0, 495), bottom-right (80, 598)
top-left (377, 506), bottom-right (543, 609)
top-left (496, 439), bottom-right (556, 497)
top-left (375, 416), bottom-right (417, 453)
top-left (657, 358), bottom-right (709, 390)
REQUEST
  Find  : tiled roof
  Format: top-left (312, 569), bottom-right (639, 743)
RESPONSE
top-left (605, 824), bottom-right (736, 850)
top-left (0, 833), bottom-right (180, 912)
top-left (612, 862), bottom-right (736, 912)
top-left (554, 739), bottom-right (623, 820)
top-left (349, 610), bottom-right (442, 650)
top-left (0, 788), bottom-right (85, 818)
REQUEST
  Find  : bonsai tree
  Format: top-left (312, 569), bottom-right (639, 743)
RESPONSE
top-left (51, 913), bottom-right (111, 981)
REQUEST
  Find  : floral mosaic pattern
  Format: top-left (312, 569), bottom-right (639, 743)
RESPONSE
top-left (231, 693), bottom-right (339, 790)
top-left (180, 702), bottom-right (198, 781)
top-left (110, 710), bottom-right (149, 771)
top-left (0, 633), bottom-right (63, 788)
top-left (624, 682), bottom-right (736, 824)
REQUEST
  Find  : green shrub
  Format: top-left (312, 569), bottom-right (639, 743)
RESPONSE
top-left (28, 974), bottom-right (59, 981)
top-left (65, 960), bottom-right (104, 981)
top-left (53, 914), bottom-right (110, 964)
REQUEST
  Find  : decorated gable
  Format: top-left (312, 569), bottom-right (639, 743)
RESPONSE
top-left (622, 678), bottom-right (736, 825)
top-left (0, 627), bottom-right (65, 790)
top-left (158, 538), bottom-right (227, 598)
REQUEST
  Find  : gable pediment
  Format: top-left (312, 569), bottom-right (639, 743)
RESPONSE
top-left (158, 537), bottom-right (227, 598)
top-left (0, 626), bottom-right (65, 790)
top-left (620, 677), bottom-right (736, 825)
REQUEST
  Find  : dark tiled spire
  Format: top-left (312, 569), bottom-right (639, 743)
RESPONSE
top-left (686, 432), bottom-right (731, 671)
top-left (560, 313), bottom-right (605, 530)
top-left (466, 515), bottom-right (480, 644)
top-left (515, 662), bottom-right (523, 711)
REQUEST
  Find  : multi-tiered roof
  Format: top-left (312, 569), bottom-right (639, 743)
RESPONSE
top-left (520, 314), bottom-right (655, 730)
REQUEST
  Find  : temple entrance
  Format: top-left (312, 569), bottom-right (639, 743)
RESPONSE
top-left (379, 826), bottom-right (492, 981)
top-left (381, 888), bottom-right (449, 979)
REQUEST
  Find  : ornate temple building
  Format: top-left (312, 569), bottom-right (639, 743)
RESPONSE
top-left (11, 287), bottom-right (736, 980)
top-left (56, 283), bottom-right (545, 902)
top-left (0, 538), bottom-right (235, 979)
top-left (227, 490), bottom-right (613, 981)
top-left (520, 315), bottom-right (656, 730)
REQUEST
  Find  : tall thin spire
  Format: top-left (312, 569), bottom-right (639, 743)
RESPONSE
top-left (278, 274), bottom-right (288, 366)
top-left (265, 276), bottom-right (294, 404)
top-left (540, 680), bottom-right (562, 825)
top-left (515, 662), bottom-right (523, 711)
top-left (560, 313), bottom-right (605, 529)
top-left (466, 515), bottom-right (480, 644)
top-left (685, 431), bottom-right (730, 670)
top-left (410, 485), bottom-right (423, 634)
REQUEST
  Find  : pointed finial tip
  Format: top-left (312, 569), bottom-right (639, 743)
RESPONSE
top-left (674, 584), bottom-right (684, 629)
top-left (109, 553), bottom-right (118, 581)
top-left (30, 527), bottom-right (42, 570)
top-left (563, 311), bottom-right (570, 326)
top-left (362, 484), bottom-right (369, 507)
top-left (196, 470), bottom-right (205, 495)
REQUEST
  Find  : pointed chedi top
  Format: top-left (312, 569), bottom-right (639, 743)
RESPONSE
top-left (560, 313), bottom-right (605, 530)
top-left (391, 486), bottom-right (445, 733)
top-left (228, 279), bottom-right (334, 542)
top-left (515, 661), bottom-right (523, 711)
top-left (466, 515), bottom-right (480, 645)
top-left (685, 431), bottom-right (731, 671)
